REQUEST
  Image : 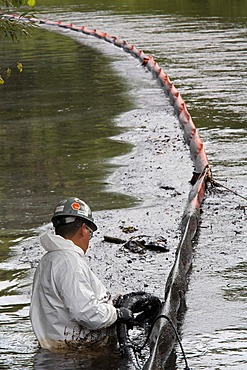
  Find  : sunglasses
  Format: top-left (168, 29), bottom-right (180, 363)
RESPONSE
top-left (85, 224), bottom-right (94, 239)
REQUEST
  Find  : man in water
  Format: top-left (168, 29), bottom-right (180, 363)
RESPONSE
top-left (30, 197), bottom-right (133, 350)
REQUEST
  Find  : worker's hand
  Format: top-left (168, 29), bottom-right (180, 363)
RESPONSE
top-left (116, 307), bottom-right (134, 324)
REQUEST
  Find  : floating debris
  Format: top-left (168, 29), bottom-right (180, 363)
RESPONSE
top-left (120, 226), bottom-right (138, 233)
top-left (103, 234), bottom-right (169, 253)
top-left (103, 235), bottom-right (127, 244)
top-left (124, 235), bottom-right (169, 253)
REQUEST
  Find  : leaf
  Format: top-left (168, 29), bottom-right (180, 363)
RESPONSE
top-left (7, 67), bottom-right (11, 78)
top-left (0, 77), bottom-right (5, 85)
top-left (17, 62), bottom-right (23, 73)
top-left (27, 0), bottom-right (36, 6)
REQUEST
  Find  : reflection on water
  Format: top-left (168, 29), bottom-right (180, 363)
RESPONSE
top-left (221, 261), bottom-right (247, 302)
top-left (39, 0), bottom-right (247, 18)
top-left (0, 0), bottom-right (247, 369)
top-left (182, 327), bottom-right (247, 370)
top-left (0, 28), bottom-right (136, 232)
top-left (33, 347), bottom-right (130, 370)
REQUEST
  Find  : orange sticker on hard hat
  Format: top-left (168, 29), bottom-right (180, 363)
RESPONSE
top-left (71, 202), bottom-right (80, 211)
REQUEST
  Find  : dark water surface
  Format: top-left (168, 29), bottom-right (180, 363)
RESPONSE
top-left (0, 1), bottom-right (246, 369)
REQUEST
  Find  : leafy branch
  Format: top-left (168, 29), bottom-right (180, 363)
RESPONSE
top-left (0, 15), bottom-right (35, 41)
top-left (0, 0), bottom-right (36, 83)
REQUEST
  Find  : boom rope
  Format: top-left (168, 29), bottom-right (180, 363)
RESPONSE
top-left (1, 13), bottom-right (211, 369)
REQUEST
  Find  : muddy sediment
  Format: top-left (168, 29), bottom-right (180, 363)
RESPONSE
top-left (87, 105), bottom-right (194, 300)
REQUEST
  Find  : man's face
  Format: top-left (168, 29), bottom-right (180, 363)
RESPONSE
top-left (80, 224), bottom-right (93, 253)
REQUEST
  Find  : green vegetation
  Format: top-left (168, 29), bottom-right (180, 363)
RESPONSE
top-left (0, 1), bottom-right (36, 41)
top-left (0, 0), bottom-right (36, 83)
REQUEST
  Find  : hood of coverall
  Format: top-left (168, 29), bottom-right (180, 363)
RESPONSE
top-left (40, 232), bottom-right (84, 256)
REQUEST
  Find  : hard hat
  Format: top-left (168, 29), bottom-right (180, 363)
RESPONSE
top-left (51, 197), bottom-right (97, 231)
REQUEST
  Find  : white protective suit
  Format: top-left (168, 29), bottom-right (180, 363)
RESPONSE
top-left (30, 232), bottom-right (118, 350)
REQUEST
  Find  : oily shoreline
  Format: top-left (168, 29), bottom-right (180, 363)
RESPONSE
top-left (88, 102), bottom-right (194, 299)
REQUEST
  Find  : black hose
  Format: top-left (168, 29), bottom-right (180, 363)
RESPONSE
top-left (116, 293), bottom-right (191, 369)
top-left (133, 314), bottom-right (191, 370)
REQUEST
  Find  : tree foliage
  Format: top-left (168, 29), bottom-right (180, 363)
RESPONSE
top-left (0, 0), bottom-right (36, 83)
top-left (0, 0), bottom-right (36, 41)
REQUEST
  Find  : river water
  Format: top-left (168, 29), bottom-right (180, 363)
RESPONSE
top-left (0, 1), bottom-right (246, 369)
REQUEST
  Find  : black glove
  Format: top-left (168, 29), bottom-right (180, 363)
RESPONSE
top-left (116, 307), bottom-right (134, 323)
